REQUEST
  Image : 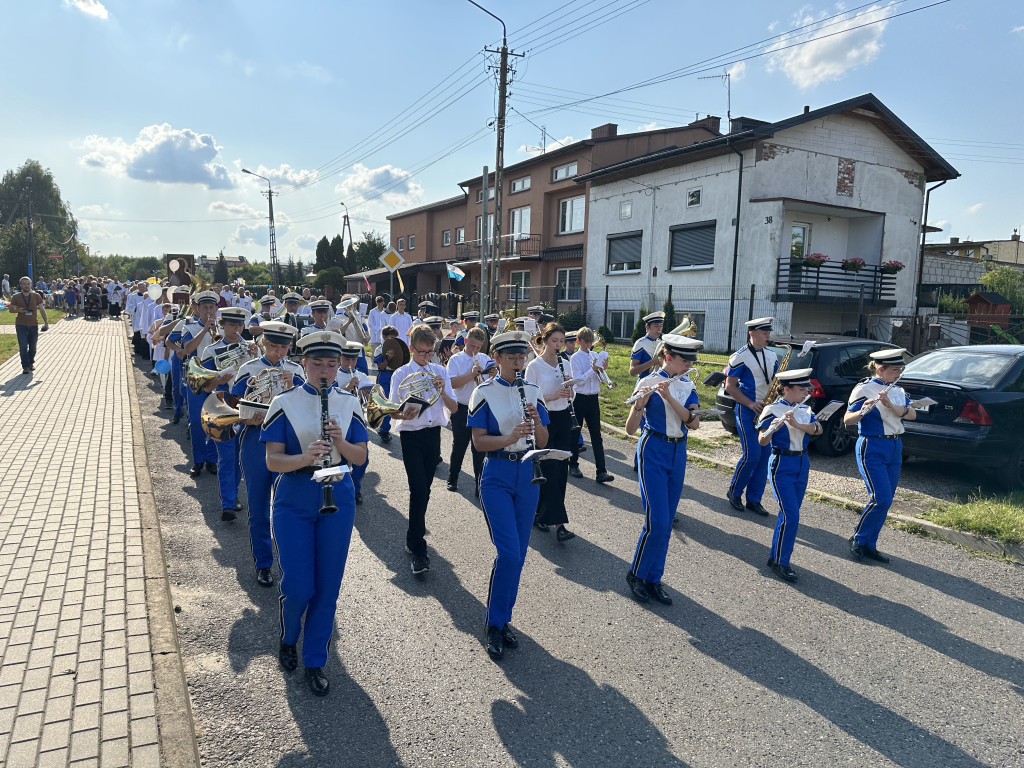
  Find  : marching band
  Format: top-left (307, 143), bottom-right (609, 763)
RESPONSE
top-left (129, 290), bottom-right (919, 695)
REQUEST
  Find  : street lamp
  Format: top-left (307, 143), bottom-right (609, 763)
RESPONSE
top-left (24, 176), bottom-right (34, 282)
top-left (242, 168), bottom-right (280, 289)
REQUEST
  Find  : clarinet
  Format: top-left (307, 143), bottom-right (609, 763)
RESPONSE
top-left (317, 378), bottom-right (338, 515)
top-left (514, 373), bottom-right (546, 486)
top-left (556, 354), bottom-right (581, 436)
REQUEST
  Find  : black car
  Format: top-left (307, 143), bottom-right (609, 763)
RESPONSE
top-left (899, 345), bottom-right (1024, 489)
top-left (714, 338), bottom-right (899, 456)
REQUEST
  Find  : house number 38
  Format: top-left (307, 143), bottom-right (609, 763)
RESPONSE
top-left (764, 216), bottom-right (773, 224)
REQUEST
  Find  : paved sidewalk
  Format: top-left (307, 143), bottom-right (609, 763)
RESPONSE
top-left (0, 318), bottom-right (188, 767)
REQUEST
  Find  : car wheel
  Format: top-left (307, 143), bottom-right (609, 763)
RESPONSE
top-left (998, 445), bottom-right (1024, 490)
top-left (815, 412), bottom-right (855, 456)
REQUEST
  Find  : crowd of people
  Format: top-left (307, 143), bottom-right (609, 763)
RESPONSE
top-left (113, 281), bottom-right (914, 696)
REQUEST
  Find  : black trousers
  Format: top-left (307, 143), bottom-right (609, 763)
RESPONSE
top-left (400, 426), bottom-right (441, 556)
top-left (132, 330), bottom-right (147, 357)
top-left (570, 393), bottom-right (607, 474)
top-left (448, 403), bottom-right (483, 485)
top-left (536, 409), bottom-right (574, 526)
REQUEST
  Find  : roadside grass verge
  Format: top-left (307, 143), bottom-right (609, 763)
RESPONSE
top-left (0, 309), bottom-right (67, 325)
top-left (0, 336), bottom-right (18, 365)
top-left (922, 493), bottom-right (1024, 547)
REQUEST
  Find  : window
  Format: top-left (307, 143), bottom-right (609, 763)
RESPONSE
top-left (609, 310), bottom-right (635, 340)
top-left (669, 220), bottom-right (716, 269)
top-left (510, 206), bottom-right (531, 239)
top-left (790, 223), bottom-right (810, 259)
top-left (397, 237), bottom-right (404, 252)
top-left (508, 270), bottom-right (530, 301)
top-left (556, 268), bottom-right (582, 301)
top-left (476, 214), bottom-right (494, 242)
top-left (456, 227), bottom-right (465, 244)
top-left (559, 195), bottom-right (585, 234)
top-left (510, 176), bottom-right (531, 193)
top-left (408, 235), bottom-right (415, 250)
top-left (966, 248), bottom-right (976, 258)
top-left (619, 200), bottom-right (632, 219)
top-left (833, 344), bottom-right (878, 380)
top-left (552, 161), bottom-right (578, 181)
top-left (476, 187), bottom-right (495, 203)
top-left (686, 187), bottom-right (702, 208)
top-left (607, 231), bottom-right (642, 273)
top-left (442, 230), bottom-right (451, 247)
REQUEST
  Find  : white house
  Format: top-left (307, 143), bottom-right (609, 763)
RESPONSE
top-left (577, 94), bottom-right (959, 351)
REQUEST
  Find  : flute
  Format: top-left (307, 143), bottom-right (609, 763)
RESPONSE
top-left (859, 380), bottom-right (900, 416)
top-left (317, 378), bottom-right (338, 515)
top-left (624, 373), bottom-right (684, 405)
top-left (514, 373), bottom-right (546, 485)
top-left (762, 394), bottom-right (813, 437)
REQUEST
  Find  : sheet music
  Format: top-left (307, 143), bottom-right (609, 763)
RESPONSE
top-left (910, 397), bottom-right (937, 409)
top-left (814, 400), bottom-right (845, 421)
top-left (522, 449), bottom-right (572, 462)
top-left (312, 465), bottom-right (352, 482)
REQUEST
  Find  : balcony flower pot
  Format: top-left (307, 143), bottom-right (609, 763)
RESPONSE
top-left (802, 253), bottom-right (829, 268)
top-left (880, 260), bottom-right (905, 275)
top-left (841, 258), bottom-right (866, 272)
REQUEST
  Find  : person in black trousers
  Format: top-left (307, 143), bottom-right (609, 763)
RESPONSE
top-left (568, 327), bottom-right (615, 483)
top-left (445, 326), bottom-right (493, 494)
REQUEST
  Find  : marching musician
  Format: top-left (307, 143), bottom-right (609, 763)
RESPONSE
top-left (628, 311), bottom-right (665, 380)
top-left (335, 340), bottom-right (373, 504)
top-left (524, 306), bottom-right (543, 336)
top-left (482, 313), bottom-right (500, 339)
top-left (165, 297), bottom-right (193, 425)
top-left (389, 325), bottom-right (458, 576)
top-left (279, 292), bottom-right (304, 332)
top-left (334, 295), bottom-right (370, 374)
top-left (368, 295), bottom-right (388, 347)
top-left (525, 322), bottom-right (577, 543)
top-left (562, 331), bottom-right (586, 474)
top-left (300, 299), bottom-right (333, 336)
top-left (200, 307), bottom-right (255, 520)
top-left (453, 310), bottom-right (479, 350)
top-left (624, 334), bottom-right (703, 606)
top-left (150, 303), bottom-right (178, 410)
top-left (371, 325), bottom-right (401, 444)
top-left (180, 291), bottom-right (224, 477)
top-left (468, 330), bottom-right (549, 661)
top-left (757, 368), bottom-right (820, 583)
top-left (248, 295), bottom-right (279, 339)
top-left (725, 318), bottom-right (779, 516)
top-left (230, 321), bottom-right (303, 587)
top-left (844, 348), bottom-right (914, 564)
top-left (261, 331), bottom-right (368, 697)
top-left (424, 316), bottom-right (448, 365)
top-left (445, 326), bottom-right (493, 494)
top-left (568, 328), bottom-right (614, 484)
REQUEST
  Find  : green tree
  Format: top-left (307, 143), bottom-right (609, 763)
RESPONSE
top-left (0, 159), bottom-right (78, 280)
top-left (630, 305), bottom-right (648, 344)
top-left (663, 298), bottom-right (677, 332)
top-left (314, 236), bottom-right (331, 271)
top-left (314, 267), bottom-right (347, 292)
top-left (213, 251), bottom-right (229, 284)
top-left (231, 262), bottom-right (272, 286)
top-left (329, 235), bottom-right (345, 270)
top-left (350, 231), bottom-right (387, 273)
top-left (980, 266), bottom-right (1024, 313)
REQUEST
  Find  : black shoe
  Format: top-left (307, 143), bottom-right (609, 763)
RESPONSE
top-left (864, 548), bottom-right (890, 564)
top-left (189, 464), bottom-right (203, 478)
top-left (596, 471), bottom-right (615, 484)
top-left (411, 553), bottom-right (430, 575)
top-left (485, 626), bottom-right (504, 661)
top-left (578, 445), bottom-right (588, 455)
top-left (257, 568), bottom-right (274, 587)
top-left (533, 519), bottom-right (549, 532)
top-left (221, 508), bottom-right (236, 522)
top-left (567, 465), bottom-right (583, 479)
top-left (556, 526), bottom-right (575, 544)
top-left (233, 500), bottom-right (244, 511)
top-left (625, 572), bottom-right (649, 603)
top-left (206, 462), bottom-right (218, 475)
top-left (172, 413), bottom-right (182, 425)
top-left (745, 500), bottom-right (769, 517)
top-left (446, 480), bottom-right (458, 492)
top-left (378, 431), bottom-right (392, 443)
top-left (768, 559), bottom-right (798, 582)
top-left (500, 623), bottom-right (518, 648)
top-left (645, 581), bottom-right (673, 605)
top-left (727, 495), bottom-right (744, 512)
top-left (849, 536), bottom-right (866, 561)
top-left (161, 400), bottom-right (173, 411)
top-left (355, 492), bottom-right (363, 505)
top-left (305, 667), bottom-right (329, 697)
top-left (671, 516), bottom-right (680, 528)
top-left (278, 641), bottom-right (298, 672)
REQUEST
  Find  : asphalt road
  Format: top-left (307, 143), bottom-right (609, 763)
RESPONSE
top-left (132, 362), bottom-right (1024, 768)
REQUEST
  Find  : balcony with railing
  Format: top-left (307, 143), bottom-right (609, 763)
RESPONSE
top-left (454, 233), bottom-right (542, 263)
top-left (774, 257), bottom-right (898, 304)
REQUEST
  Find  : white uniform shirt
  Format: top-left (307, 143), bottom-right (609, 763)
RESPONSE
top-left (849, 378), bottom-right (909, 436)
top-left (336, 367), bottom-right (373, 394)
top-left (446, 350), bottom-right (493, 405)
top-left (133, 297), bottom-right (154, 333)
top-left (569, 349), bottom-right (606, 396)
top-left (468, 377), bottom-right (544, 453)
top-left (180, 318), bottom-right (216, 361)
top-left (387, 311), bottom-right (413, 338)
top-left (368, 307), bottom-right (387, 345)
top-left (759, 398), bottom-right (815, 451)
top-left (526, 355), bottom-right (572, 412)
top-left (388, 359), bottom-right (454, 432)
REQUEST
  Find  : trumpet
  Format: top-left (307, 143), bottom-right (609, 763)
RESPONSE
top-left (589, 335), bottom-right (615, 390)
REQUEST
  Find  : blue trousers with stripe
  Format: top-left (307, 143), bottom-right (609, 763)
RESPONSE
top-left (240, 426), bottom-right (276, 569)
top-left (273, 473), bottom-right (356, 668)
top-left (632, 432), bottom-right (686, 584)
top-left (216, 433), bottom-right (241, 508)
top-left (376, 370), bottom-right (393, 434)
top-left (171, 354), bottom-right (185, 417)
top-left (767, 453), bottom-right (809, 567)
top-left (854, 436), bottom-right (902, 549)
top-left (186, 388), bottom-right (218, 465)
top-left (480, 456), bottom-right (540, 629)
top-left (729, 404), bottom-right (770, 503)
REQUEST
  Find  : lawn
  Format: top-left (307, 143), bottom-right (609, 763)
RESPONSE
top-left (923, 492), bottom-right (1024, 547)
top-left (0, 336), bottom-right (18, 366)
top-left (0, 309), bottom-right (66, 325)
top-left (597, 341), bottom-right (729, 427)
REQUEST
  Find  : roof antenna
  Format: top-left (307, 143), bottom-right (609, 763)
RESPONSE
top-left (699, 70), bottom-right (731, 125)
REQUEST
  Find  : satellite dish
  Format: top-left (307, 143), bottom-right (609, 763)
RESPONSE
top-left (147, 284), bottom-right (163, 301)
top-left (168, 259), bottom-right (180, 272)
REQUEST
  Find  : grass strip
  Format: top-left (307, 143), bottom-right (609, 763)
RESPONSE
top-left (0, 336), bottom-right (17, 365)
top-left (0, 309), bottom-right (67, 325)
top-left (922, 493), bottom-right (1024, 547)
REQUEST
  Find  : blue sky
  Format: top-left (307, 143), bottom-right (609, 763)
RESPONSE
top-left (2, 0), bottom-right (1021, 266)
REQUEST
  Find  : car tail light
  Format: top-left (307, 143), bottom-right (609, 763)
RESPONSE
top-left (808, 378), bottom-right (826, 399)
top-left (954, 399), bottom-right (992, 425)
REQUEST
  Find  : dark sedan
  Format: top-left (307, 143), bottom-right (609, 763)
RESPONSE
top-left (899, 345), bottom-right (1024, 489)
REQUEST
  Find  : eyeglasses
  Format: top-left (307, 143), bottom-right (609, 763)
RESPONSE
top-left (412, 347), bottom-right (434, 355)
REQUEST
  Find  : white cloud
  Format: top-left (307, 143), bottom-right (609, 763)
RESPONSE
top-left (240, 163), bottom-right (319, 187)
top-left (79, 219), bottom-right (129, 242)
top-left (335, 163), bottom-right (423, 209)
top-left (64, 0), bottom-right (108, 20)
top-left (219, 51), bottom-right (256, 77)
top-left (967, 203), bottom-right (983, 214)
top-left (637, 121), bottom-right (664, 132)
top-left (231, 213), bottom-right (289, 247)
top-left (768, 20), bottom-right (779, 33)
top-left (1012, 25), bottom-right (1024, 34)
top-left (281, 61), bottom-right (333, 85)
top-left (726, 61), bottom-right (747, 81)
top-left (766, 4), bottom-right (892, 89)
top-left (77, 204), bottom-right (104, 216)
top-left (79, 124), bottom-right (235, 189)
top-left (517, 135), bottom-right (575, 157)
top-left (291, 234), bottom-right (319, 251)
top-left (209, 201), bottom-right (260, 217)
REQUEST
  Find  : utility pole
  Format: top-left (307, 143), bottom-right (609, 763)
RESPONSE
top-left (480, 165), bottom-right (490, 314)
top-left (265, 187), bottom-right (279, 289)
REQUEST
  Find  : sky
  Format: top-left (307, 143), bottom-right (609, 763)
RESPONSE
top-left (1, 0), bottom-right (1021, 267)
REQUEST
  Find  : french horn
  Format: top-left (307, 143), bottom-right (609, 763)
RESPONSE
top-left (364, 371), bottom-right (442, 430)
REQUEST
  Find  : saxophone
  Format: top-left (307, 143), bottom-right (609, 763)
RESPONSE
top-left (762, 344), bottom-right (792, 404)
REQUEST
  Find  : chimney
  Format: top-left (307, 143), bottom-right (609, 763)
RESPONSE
top-left (591, 123), bottom-right (618, 140)
top-left (804, 105), bottom-right (810, 114)
top-left (688, 115), bottom-right (721, 134)
top-left (1012, 230), bottom-right (1020, 242)
top-left (950, 237), bottom-right (960, 245)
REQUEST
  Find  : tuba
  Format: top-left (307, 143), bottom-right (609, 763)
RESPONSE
top-left (364, 371), bottom-right (443, 430)
top-left (669, 314), bottom-right (699, 338)
top-left (200, 391), bottom-right (240, 442)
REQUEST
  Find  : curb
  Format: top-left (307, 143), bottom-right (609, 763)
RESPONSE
top-left (122, 326), bottom-right (201, 768)
top-left (599, 420), bottom-right (1023, 565)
